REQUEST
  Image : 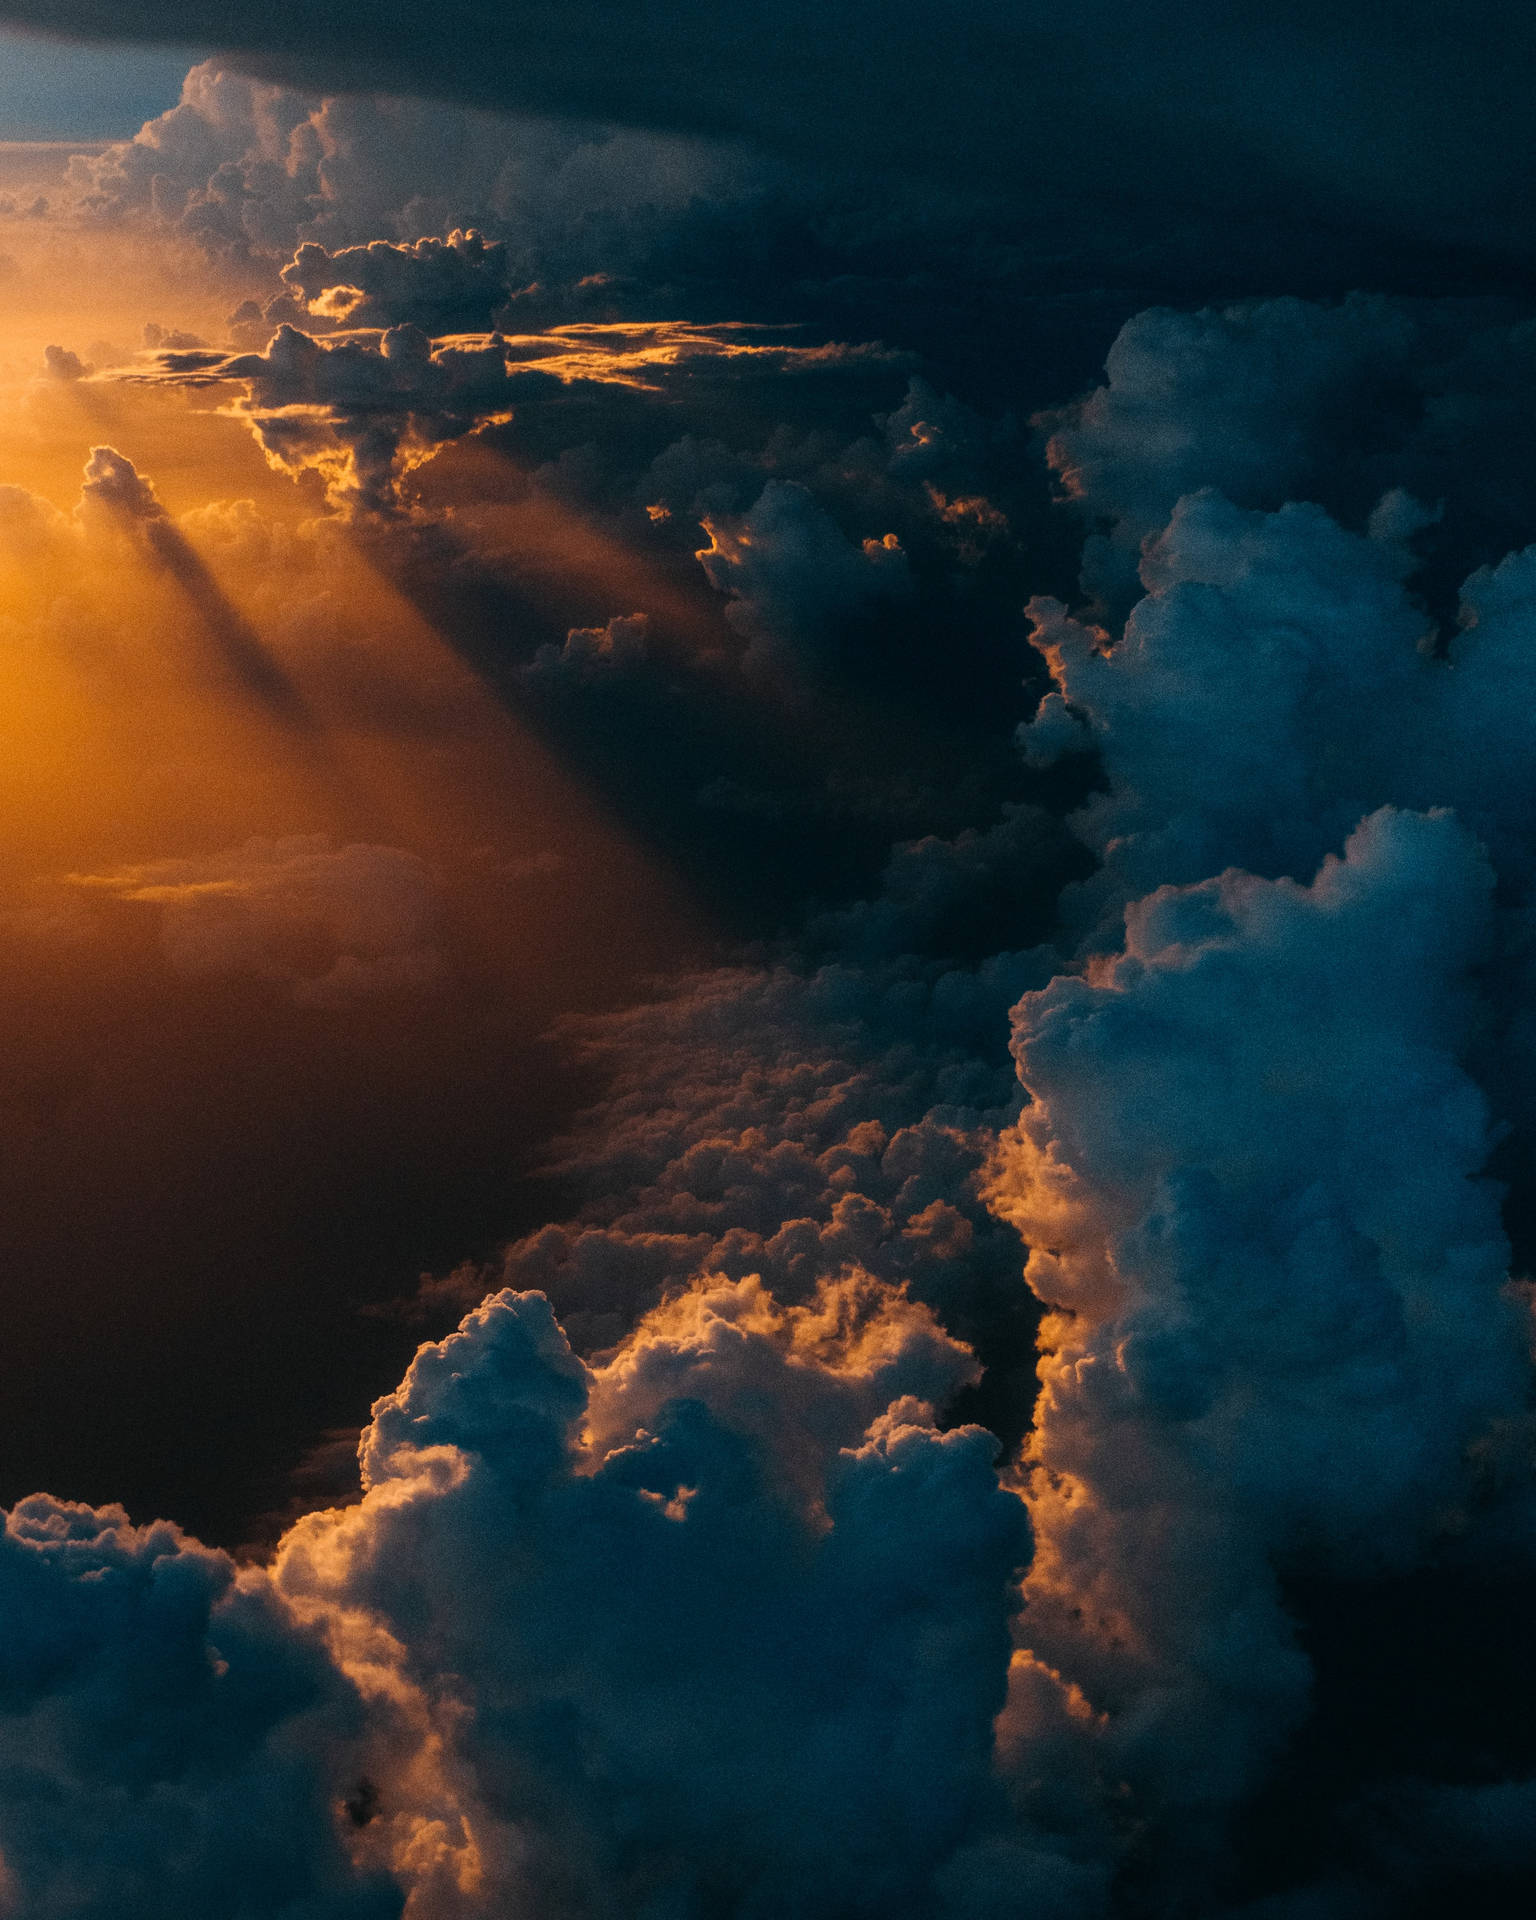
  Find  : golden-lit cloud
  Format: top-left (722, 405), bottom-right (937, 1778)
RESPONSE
top-left (110, 317), bottom-right (908, 512)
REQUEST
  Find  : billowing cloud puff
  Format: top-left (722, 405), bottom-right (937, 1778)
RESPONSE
top-left (63, 63), bottom-right (747, 263)
top-left (466, 863), bottom-right (1061, 1374)
top-left (42, 342), bottom-right (88, 380)
top-left (1039, 297), bottom-right (1422, 611)
top-left (272, 1277), bottom-right (1045, 1918)
top-left (71, 834), bottom-right (444, 1005)
top-left (988, 808), bottom-right (1528, 1848)
top-left (1041, 295), bottom-right (1536, 616)
top-left (1018, 490), bottom-right (1433, 918)
top-left (522, 610), bottom-right (649, 684)
top-left (78, 442), bottom-right (166, 522)
top-left (0, 1496), bottom-right (399, 1918)
top-left (278, 231), bottom-right (511, 332)
top-left (0, 482), bottom-right (71, 559)
top-left (0, 1271), bottom-right (1044, 1919)
top-left (1020, 486), bottom-right (1536, 938)
top-left (128, 323), bottom-right (527, 512)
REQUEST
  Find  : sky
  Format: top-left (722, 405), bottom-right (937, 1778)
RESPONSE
top-left (0, 7), bottom-right (1535, 1920)
top-left (0, 30), bottom-right (199, 135)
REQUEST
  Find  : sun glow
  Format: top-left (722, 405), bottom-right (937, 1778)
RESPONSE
top-left (0, 182), bottom-right (716, 1538)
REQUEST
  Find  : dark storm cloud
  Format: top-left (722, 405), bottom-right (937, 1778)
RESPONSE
top-left (11, 0), bottom-right (1536, 276)
top-left (64, 65), bottom-right (754, 280)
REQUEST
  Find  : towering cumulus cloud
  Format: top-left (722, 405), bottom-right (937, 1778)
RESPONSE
top-left (992, 809), bottom-right (1521, 1875)
top-left (273, 1282), bottom-right (1038, 1918)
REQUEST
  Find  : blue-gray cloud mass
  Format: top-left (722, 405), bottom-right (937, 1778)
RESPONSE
top-left (7, 0), bottom-right (1536, 276)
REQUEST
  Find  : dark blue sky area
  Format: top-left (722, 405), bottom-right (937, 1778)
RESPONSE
top-left (0, 29), bottom-right (193, 136)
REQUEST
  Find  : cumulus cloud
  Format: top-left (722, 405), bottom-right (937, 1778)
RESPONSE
top-left (277, 230), bottom-right (511, 331)
top-left (76, 444), bottom-right (163, 523)
top-left (125, 322), bottom-right (527, 513)
top-left (988, 810), bottom-right (1526, 1851)
top-left (522, 610), bottom-right (649, 684)
top-left (1017, 490), bottom-right (1433, 919)
top-left (0, 1495), bottom-right (399, 1918)
top-left (696, 478), bottom-right (911, 673)
top-left (10, 49), bottom-right (1536, 1913)
top-left (450, 286), bottom-right (1536, 1905)
top-left (272, 1277), bottom-right (1048, 1919)
top-left (71, 834), bottom-right (444, 1005)
top-left (427, 791), bottom-right (1089, 1370)
top-left (1021, 467), bottom-right (1536, 940)
top-left (1038, 297), bottom-right (1419, 611)
top-left (477, 954), bottom-right (1042, 1352)
top-left (41, 342), bottom-right (88, 380)
top-left (61, 62), bottom-right (753, 268)
top-left (1041, 295), bottom-right (1536, 617)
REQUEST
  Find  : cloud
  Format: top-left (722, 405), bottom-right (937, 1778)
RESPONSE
top-left (1040, 295), bottom-right (1536, 617)
top-left (696, 478), bottom-right (911, 673)
top-left (272, 1277), bottom-right (1049, 1918)
top-left (521, 610), bottom-right (649, 684)
top-left (41, 342), bottom-right (88, 380)
top-left (1019, 485), bottom-right (1536, 946)
top-left (440, 285), bottom-right (1536, 1905)
top-left (15, 0), bottom-right (1536, 284)
top-left (0, 1494), bottom-right (400, 1917)
top-left (78, 442), bottom-right (165, 520)
top-left (368, 797), bottom-right (1083, 1469)
top-left (1018, 490), bottom-right (1433, 922)
top-left (72, 834), bottom-right (445, 1005)
top-left (126, 319), bottom-right (903, 514)
top-left (61, 62), bottom-right (753, 267)
top-left (123, 322), bottom-right (529, 513)
top-left (278, 231), bottom-right (511, 331)
top-left (986, 807), bottom-right (1527, 1880)
top-left (0, 481), bottom-right (72, 560)
top-left (8, 53), bottom-right (1536, 1915)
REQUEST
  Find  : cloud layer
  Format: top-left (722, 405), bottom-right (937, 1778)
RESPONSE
top-left (13, 0), bottom-right (1536, 279)
top-left (7, 26), bottom-right (1536, 1916)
